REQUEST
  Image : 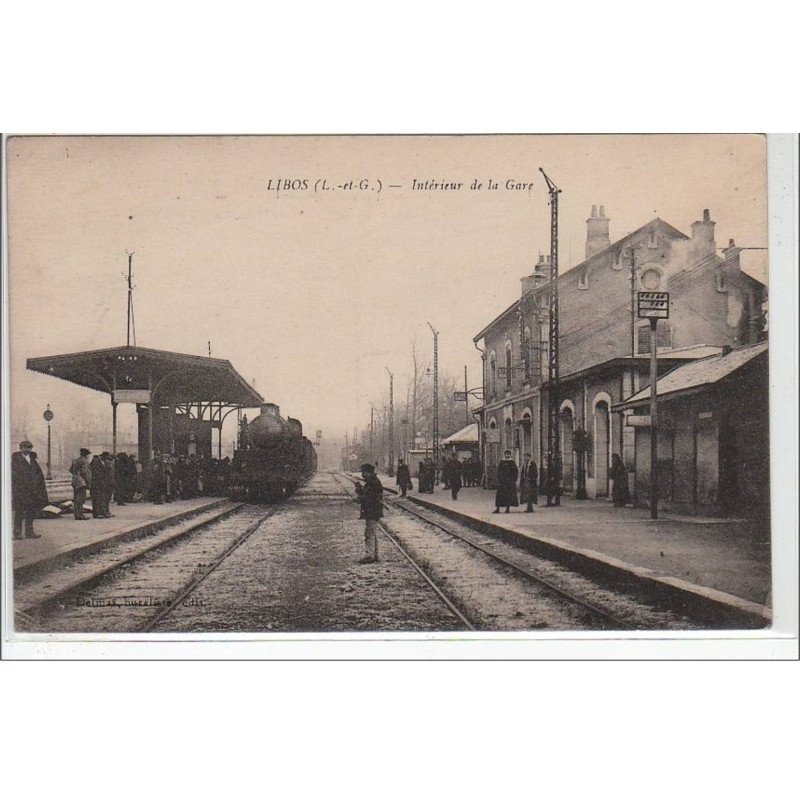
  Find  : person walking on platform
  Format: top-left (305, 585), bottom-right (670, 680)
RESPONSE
top-left (520, 454), bottom-right (538, 513)
top-left (70, 448), bottom-right (92, 520)
top-left (610, 453), bottom-right (632, 508)
top-left (395, 458), bottom-right (412, 498)
top-left (354, 463), bottom-right (383, 563)
top-left (444, 453), bottom-right (462, 500)
top-left (11, 440), bottom-right (48, 539)
top-left (544, 453), bottom-right (562, 507)
top-left (493, 450), bottom-right (519, 514)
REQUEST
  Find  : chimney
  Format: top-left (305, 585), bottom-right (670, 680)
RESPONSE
top-left (690, 208), bottom-right (716, 258)
top-left (723, 237), bottom-right (740, 260)
top-left (586, 204), bottom-right (611, 259)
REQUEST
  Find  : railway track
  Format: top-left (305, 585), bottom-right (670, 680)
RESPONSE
top-left (15, 502), bottom-right (278, 633)
top-left (330, 472), bottom-right (476, 630)
top-left (335, 471), bottom-right (692, 631)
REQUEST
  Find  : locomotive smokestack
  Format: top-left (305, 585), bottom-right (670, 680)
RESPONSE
top-left (260, 402), bottom-right (280, 417)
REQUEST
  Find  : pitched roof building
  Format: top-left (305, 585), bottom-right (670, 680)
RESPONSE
top-left (472, 206), bottom-right (767, 498)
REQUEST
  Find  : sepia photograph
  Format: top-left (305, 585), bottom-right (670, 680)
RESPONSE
top-left (1, 133), bottom-right (786, 644)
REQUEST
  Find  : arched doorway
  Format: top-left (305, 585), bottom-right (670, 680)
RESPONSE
top-left (520, 411), bottom-right (533, 461)
top-left (594, 400), bottom-right (610, 496)
top-left (486, 418), bottom-right (499, 489)
top-left (560, 406), bottom-right (574, 492)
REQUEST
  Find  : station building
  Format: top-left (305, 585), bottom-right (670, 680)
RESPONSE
top-left (473, 206), bottom-right (767, 499)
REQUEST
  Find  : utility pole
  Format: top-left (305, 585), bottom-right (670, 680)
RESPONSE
top-left (539, 168), bottom-right (562, 499)
top-left (386, 367), bottom-right (394, 476)
top-left (464, 365), bottom-right (470, 428)
top-left (427, 322), bottom-right (439, 479)
top-left (630, 248), bottom-right (637, 357)
top-left (125, 251), bottom-right (136, 346)
top-left (649, 318), bottom-right (659, 520)
top-left (370, 407), bottom-right (374, 463)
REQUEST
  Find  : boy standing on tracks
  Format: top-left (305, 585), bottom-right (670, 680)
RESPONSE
top-left (355, 463), bottom-right (383, 563)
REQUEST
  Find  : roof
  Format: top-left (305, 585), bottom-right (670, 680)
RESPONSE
top-left (473, 217), bottom-right (689, 342)
top-left (538, 345), bottom-right (723, 389)
top-left (442, 423), bottom-right (479, 444)
top-left (613, 342), bottom-right (768, 410)
top-left (27, 345), bottom-right (264, 407)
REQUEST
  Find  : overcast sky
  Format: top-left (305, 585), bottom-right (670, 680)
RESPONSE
top-left (7, 134), bottom-right (768, 449)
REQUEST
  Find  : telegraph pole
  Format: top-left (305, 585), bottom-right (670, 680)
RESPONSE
top-left (539, 169), bottom-right (561, 492)
top-left (370, 407), bottom-right (375, 463)
top-left (427, 322), bottom-right (439, 479)
top-left (125, 251), bottom-right (136, 347)
top-left (386, 367), bottom-right (394, 476)
top-left (464, 365), bottom-right (470, 427)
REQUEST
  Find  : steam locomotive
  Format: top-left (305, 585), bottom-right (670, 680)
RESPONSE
top-left (234, 402), bottom-right (317, 501)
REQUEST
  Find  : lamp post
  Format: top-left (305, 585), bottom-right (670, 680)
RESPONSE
top-left (427, 322), bottom-right (439, 481)
top-left (43, 404), bottom-right (54, 480)
top-left (385, 367), bottom-right (394, 477)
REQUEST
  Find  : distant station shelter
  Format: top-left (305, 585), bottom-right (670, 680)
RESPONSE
top-left (27, 345), bottom-right (264, 465)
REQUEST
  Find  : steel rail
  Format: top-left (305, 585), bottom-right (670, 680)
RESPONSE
top-left (17, 501), bottom-right (246, 624)
top-left (332, 472), bottom-right (476, 631)
top-left (390, 495), bottom-right (634, 630)
top-left (139, 506), bottom-right (279, 632)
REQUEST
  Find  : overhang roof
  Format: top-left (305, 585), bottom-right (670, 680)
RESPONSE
top-left (27, 345), bottom-right (264, 407)
top-left (442, 423), bottom-right (479, 444)
top-left (613, 342), bottom-right (768, 411)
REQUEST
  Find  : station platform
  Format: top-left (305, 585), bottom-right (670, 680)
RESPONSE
top-left (12, 497), bottom-right (229, 578)
top-left (389, 483), bottom-right (771, 622)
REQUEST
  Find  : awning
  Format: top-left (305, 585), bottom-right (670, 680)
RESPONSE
top-left (613, 342), bottom-right (768, 411)
top-left (442, 423), bottom-right (479, 445)
top-left (27, 345), bottom-right (264, 407)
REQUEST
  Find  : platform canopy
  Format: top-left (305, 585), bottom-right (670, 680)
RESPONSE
top-left (27, 345), bottom-right (264, 407)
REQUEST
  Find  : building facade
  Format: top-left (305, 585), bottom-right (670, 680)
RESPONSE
top-left (473, 207), bottom-right (766, 498)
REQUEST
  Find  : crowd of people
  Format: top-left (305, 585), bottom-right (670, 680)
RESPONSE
top-left (65, 449), bottom-right (236, 519)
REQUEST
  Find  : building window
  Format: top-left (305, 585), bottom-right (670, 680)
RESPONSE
top-left (612, 250), bottom-right (623, 271)
top-left (505, 342), bottom-right (512, 389)
top-left (489, 353), bottom-right (497, 398)
top-left (716, 272), bottom-right (728, 293)
top-left (639, 263), bottom-right (663, 291)
top-left (577, 270), bottom-right (589, 290)
top-left (637, 322), bottom-right (672, 354)
top-left (523, 327), bottom-right (532, 382)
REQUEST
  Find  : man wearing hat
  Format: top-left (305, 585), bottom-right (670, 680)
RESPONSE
top-left (354, 463), bottom-right (384, 563)
top-left (69, 448), bottom-right (93, 520)
top-left (11, 440), bottom-right (48, 539)
top-left (91, 452), bottom-right (116, 518)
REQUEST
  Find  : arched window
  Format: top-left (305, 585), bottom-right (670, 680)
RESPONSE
top-left (489, 352), bottom-right (497, 398)
top-left (505, 342), bottom-right (512, 389)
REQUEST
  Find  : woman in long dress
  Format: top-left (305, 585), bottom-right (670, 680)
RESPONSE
top-left (493, 450), bottom-right (519, 513)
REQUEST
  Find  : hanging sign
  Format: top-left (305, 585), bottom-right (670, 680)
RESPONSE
top-left (637, 291), bottom-right (670, 319)
top-left (453, 391), bottom-right (467, 401)
top-left (113, 389), bottom-right (151, 404)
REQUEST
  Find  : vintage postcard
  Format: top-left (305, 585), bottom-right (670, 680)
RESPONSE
top-left (2, 133), bottom-right (794, 655)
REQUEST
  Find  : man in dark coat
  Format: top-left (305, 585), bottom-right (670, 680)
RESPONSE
top-left (11, 440), bottom-right (48, 539)
top-left (493, 450), bottom-right (519, 513)
top-left (520, 454), bottom-right (538, 513)
top-left (70, 448), bottom-right (92, 520)
top-left (544, 453), bottom-right (562, 507)
top-left (444, 453), bottom-right (462, 500)
top-left (395, 458), bottom-right (413, 497)
top-left (114, 452), bottom-right (128, 505)
top-left (90, 454), bottom-right (112, 518)
top-left (610, 453), bottom-right (632, 507)
top-left (354, 463), bottom-right (383, 563)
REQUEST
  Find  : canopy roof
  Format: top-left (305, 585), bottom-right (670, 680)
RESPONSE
top-left (442, 423), bottom-right (479, 444)
top-left (613, 342), bottom-right (767, 411)
top-left (27, 345), bottom-right (264, 407)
